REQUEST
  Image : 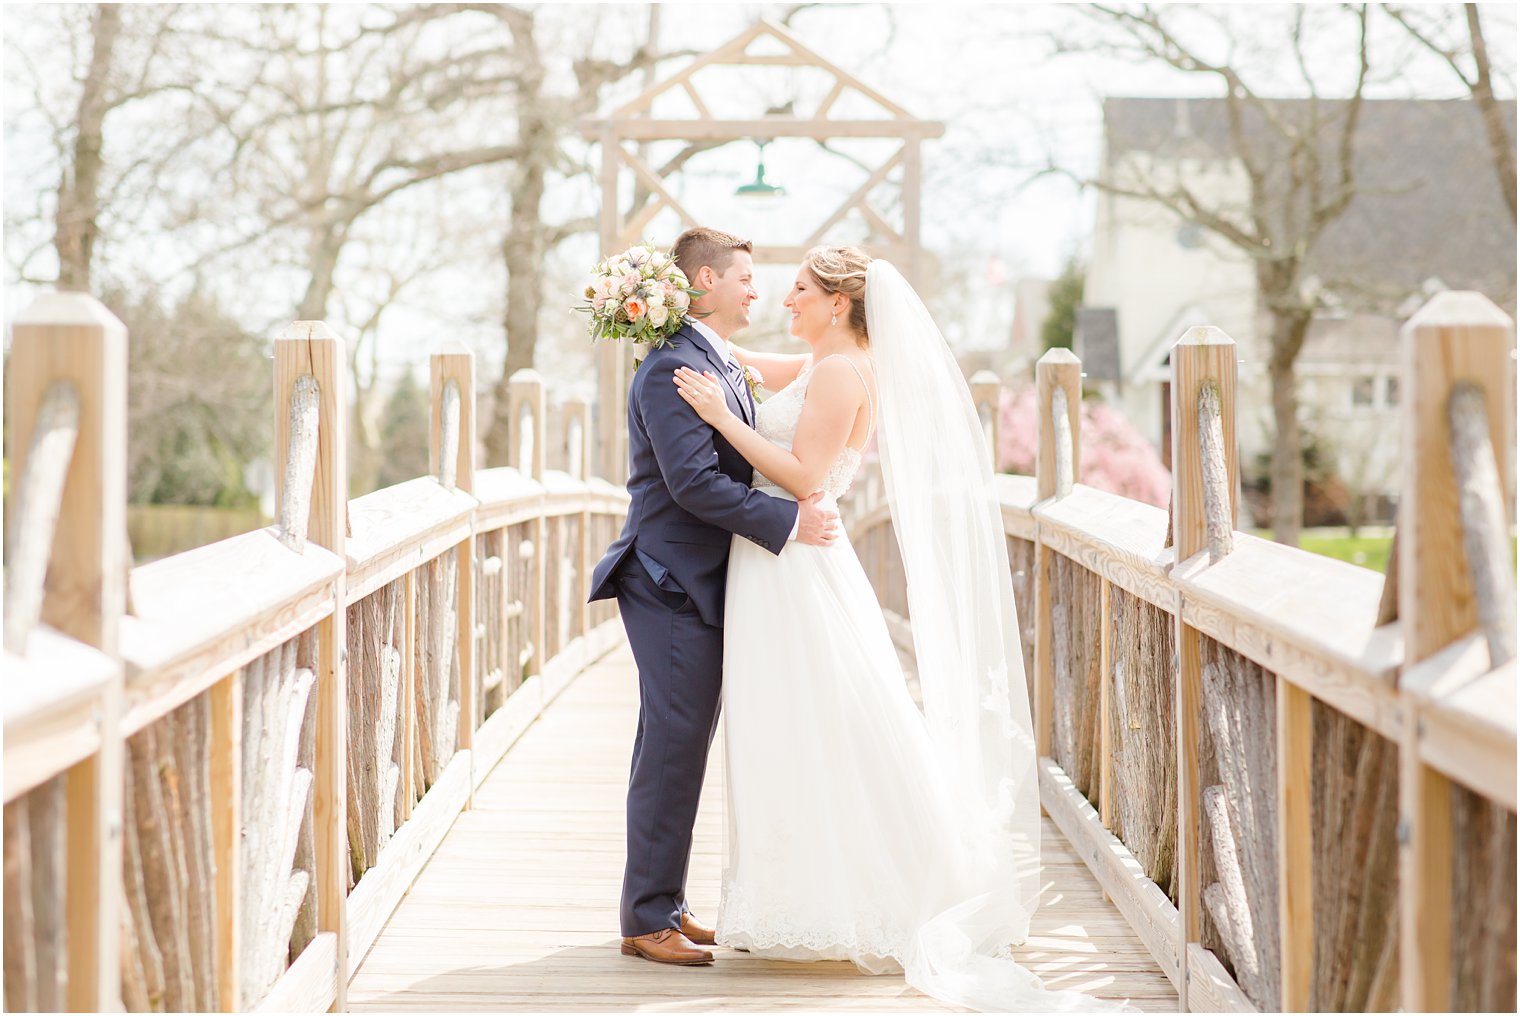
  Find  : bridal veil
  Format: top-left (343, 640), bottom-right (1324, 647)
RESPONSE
top-left (867, 260), bottom-right (1134, 1011)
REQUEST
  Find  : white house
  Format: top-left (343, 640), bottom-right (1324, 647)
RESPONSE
top-left (1083, 96), bottom-right (1516, 522)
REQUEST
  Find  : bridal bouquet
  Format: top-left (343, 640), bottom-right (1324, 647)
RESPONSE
top-left (576, 242), bottom-right (699, 350)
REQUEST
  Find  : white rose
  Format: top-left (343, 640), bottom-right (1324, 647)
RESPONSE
top-left (673, 290), bottom-right (691, 312)
top-left (648, 303), bottom-right (669, 327)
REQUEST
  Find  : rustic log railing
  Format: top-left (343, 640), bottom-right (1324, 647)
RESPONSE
top-left (842, 291), bottom-right (1517, 1013)
top-left (3, 294), bottom-right (629, 1012)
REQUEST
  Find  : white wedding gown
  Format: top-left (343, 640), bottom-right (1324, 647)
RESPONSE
top-left (719, 359), bottom-right (975, 970)
top-left (716, 356), bottom-right (1136, 1012)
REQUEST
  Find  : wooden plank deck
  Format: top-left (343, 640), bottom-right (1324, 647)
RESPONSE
top-left (347, 643), bottom-right (1179, 1011)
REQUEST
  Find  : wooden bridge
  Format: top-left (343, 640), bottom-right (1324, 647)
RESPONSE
top-left (3, 291), bottom-right (1515, 1013)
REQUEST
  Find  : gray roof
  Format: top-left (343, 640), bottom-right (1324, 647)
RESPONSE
top-left (1075, 307), bottom-right (1122, 381)
top-left (1298, 313), bottom-right (1400, 367)
top-left (1103, 97), bottom-right (1517, 311)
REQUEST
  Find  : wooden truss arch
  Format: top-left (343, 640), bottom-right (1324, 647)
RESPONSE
top-left (583, 18), bottom-right (944, 479)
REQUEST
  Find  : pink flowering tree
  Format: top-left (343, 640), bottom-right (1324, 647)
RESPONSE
top-left (996, 385), bottom-right (1171, 508)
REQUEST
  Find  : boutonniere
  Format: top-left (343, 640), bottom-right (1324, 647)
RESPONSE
top-left (742, 365), bottom-right (765, 400)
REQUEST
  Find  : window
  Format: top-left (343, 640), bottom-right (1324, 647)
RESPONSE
top-left (1175, 222), bottom-right (1204, 249)
top-left (1351, 376), bottom-right (1376, 407)
top-left (1384, 376), bottom-right (1400, 407)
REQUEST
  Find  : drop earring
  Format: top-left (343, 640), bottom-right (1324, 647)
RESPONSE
top-left (831, 313), bottom-right (838, 326)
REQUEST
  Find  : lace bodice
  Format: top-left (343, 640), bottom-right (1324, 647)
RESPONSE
top-left (750, 357), bottom-right (869, 503)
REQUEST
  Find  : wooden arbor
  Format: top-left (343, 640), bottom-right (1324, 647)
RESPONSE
top-left (580, 18), bottom-right (945, 481)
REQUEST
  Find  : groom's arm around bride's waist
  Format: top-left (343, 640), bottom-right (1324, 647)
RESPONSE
top-left (635, 355), bottom-right (795, 555)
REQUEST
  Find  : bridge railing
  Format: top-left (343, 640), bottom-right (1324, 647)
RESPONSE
top-left (842, 291), bottom-right (1516, 1014)
top-left (2, 295), bottom-right (629, 1012)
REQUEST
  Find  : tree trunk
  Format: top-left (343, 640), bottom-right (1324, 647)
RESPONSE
top-left (296, 227), bottom-right (342, 321)
top-left (485, 14), bottom-right (548, 467)
top-left (1262, 291), bottom-right (1312, 547)
top-left (487, 161), bottom-right (546, 466)
top-left (1346, 490), bottom-right (1364, 540)
top-left (350, 397), bottom-right (384, 495)
top-left (1466, 4), bottom-right (1517, 219)
top-left (55, 4), bottom-right (120, 291)
top-left (1268, 353), bottom-right (1303, 546)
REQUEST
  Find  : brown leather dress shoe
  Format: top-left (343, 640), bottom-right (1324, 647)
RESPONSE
top-left (620, 928), bottom-right (714, 966)
top-left (680, 911), bottom-right (717, 946)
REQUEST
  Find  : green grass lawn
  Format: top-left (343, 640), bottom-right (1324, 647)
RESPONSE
top-left (1253, 528), bottom-right (1518, 574)
top-left (1296, 531), bottom-right (1394, 572)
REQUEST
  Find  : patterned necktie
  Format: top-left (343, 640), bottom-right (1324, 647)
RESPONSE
top-left (723, 357), bottom-right (751, 417)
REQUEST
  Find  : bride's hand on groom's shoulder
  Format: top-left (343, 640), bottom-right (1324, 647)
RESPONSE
top-left (673, 366), bottom-right (733, 427)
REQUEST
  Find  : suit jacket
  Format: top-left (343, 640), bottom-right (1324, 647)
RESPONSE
top-left (588, 321), bottom-right (797, 627)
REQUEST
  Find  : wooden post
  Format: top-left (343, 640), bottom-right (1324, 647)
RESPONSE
top-left (400, 570), bottom-right (416, 822)
top-left (8, 293), bottom-right (128, 1013)
top-left (274, 321), bottom-right (347, 1009)
top-left (1397, 291), bottom-right (1515, 1013)
top-left (1174, 621), bottom-right (1205, 1015)
top-left (1170, 327), bottom-right (1238, 558)
top-left (1036, 348), bottom-right (1081, 502)
top-left (1277, 673), bottom-right (1313, 1011)
top-left (1098, 576), bottom-right (1114, 905)
top-left (508, 369), bottom-right (547, 481)
top-left (596, 340), bottom-right (627, 485)
top-left (1168, 326), bottom-right (1239, 1012)
top-left (597, 126), bottom-right (628, 485)
top-left (65, 686), bottom-right (123, 1016)
top-left (564, 398), bottom-right (592, 484)
top-left (432, 347), bottom-right (477, 796)
top-left (1033, 349), bottom-right (1081, 768)
top-left (902, 138), bottom-right (922, 288)
top-left (8, 294), bottom-right (127, 655)
top-left (969, 370), bottom-right (1002, 473)
top-left (210, 673), bottom-right (242, 1012)
top-left (1399, 292), bottom-right (1514, 662)
top-left (510, 370), bottom-right (547, 678)
top-left (430, 344), bottom-right (476, 495)
top-left (566, 398), bottom-right (594, 639)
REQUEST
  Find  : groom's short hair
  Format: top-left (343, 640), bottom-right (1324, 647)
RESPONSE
top-left (672, 227), bottom-right (752, 281)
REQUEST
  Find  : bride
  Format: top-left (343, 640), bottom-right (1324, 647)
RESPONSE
top-left (670, 247), bottom-right (1135, 1012)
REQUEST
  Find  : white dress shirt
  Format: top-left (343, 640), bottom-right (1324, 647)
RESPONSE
top-left (687, 316), bottom-right (736, 369)
top-left (686, 316), bottom-right (800, 542)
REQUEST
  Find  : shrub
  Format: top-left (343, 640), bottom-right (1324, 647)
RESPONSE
top-left (996, 385), bottom-right (1170, 507)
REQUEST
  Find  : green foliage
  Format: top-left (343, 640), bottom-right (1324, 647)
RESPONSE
top-left (1041, 258), bottom-right (1085, 352)
top-left (1244, 418), bottom-right (1347, 527)
top-left (376, 370), bottom-right (431, 489)
top-left (108, 287), bottom-right (270, 507)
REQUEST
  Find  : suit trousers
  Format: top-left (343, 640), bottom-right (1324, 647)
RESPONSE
top-left (614, 557), bottom-right (724, 937)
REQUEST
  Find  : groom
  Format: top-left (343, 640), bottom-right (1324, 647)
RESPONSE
top-left (589, 227), bottom-right (839, 965)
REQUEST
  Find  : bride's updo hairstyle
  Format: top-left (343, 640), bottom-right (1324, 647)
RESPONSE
top-left (803, 245), bottom-right (872, 347)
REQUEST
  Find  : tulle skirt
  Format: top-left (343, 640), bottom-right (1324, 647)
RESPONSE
top-left (717, 522), bottom-right (977, 971)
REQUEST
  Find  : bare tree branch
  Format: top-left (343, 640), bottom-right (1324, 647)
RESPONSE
top-left (1465, 4), bottom-right (1517, 215)
top-left (1385, 3), bottom-right (1516, 216)
top-left (1057, 3), bottom-right (1381, 545)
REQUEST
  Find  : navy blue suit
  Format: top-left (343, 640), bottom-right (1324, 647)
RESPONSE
top-left (589, 321), bottom-right (797, 937)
